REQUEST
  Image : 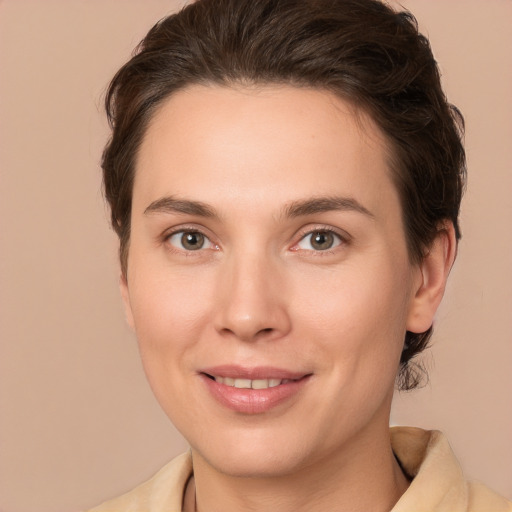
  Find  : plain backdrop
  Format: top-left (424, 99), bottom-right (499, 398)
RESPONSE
top-left (0, 1), bottom-right (511, 511)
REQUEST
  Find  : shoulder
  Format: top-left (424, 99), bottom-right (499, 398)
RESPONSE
top-left (86, 451), bottom-right (192, 512)
top-left (467, 482), bottom-right (512, 512)
top-left (390, 427), bottom-right (512, 512)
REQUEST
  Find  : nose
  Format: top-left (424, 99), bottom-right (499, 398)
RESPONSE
top-left (213, 250), bottom-right (291, 342)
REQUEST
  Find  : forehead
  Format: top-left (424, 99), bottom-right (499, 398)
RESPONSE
top-left (134, 84), bottom-right (399, 220)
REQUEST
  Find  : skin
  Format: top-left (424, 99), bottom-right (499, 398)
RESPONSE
top-left (121, 85), bottom-right (456, 512)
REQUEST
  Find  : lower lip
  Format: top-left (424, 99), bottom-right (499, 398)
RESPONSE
top-left (201, 374), bottom-right (311, 414)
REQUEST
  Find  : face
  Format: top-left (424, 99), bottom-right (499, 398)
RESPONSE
top-left (122, 85), bottom-right (429, 478)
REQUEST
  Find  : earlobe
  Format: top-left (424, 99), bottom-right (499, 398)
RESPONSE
top-left (406, 222), bottom-right (457, 334)
top-left (119, 274), bottom-right (135, 330)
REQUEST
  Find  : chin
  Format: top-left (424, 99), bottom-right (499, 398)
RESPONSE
top-left (203, 450), bottom-right (302, 479)
top-left (190, 427), bottom-right (312, 478)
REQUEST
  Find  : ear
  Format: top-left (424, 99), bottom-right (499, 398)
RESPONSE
top-left (120, 274), bottom-right (135, 330)
top-left (406, 222), bottom-right (458, 333)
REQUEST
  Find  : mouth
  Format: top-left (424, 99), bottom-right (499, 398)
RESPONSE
top-left (205, 375), bottom-right (298, 389)
top-left (200, 366), bottom-right (312, 414)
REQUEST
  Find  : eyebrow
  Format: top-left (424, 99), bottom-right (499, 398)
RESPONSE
top-left (283, 196), bottom-right (374, 219)
top-left (144, 196), bottom-right (217, 217)
top-left (143, 195), bottom-right (374, 220)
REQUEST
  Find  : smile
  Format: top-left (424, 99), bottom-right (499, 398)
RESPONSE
top-left (212, 376), bottom-right (295, 389)
top-left (200, 367), bottom-right (311, 414)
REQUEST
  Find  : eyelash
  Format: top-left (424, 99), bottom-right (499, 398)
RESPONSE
top-left (162, 225), bottom-right (350, 255)
top-left (163, 226), bottom-right (218, 254)
top-left (291, 226), bottom-right (350, 255)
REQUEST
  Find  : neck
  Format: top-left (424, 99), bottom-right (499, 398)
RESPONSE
top-left (188, 424), bottom-right (410, 512)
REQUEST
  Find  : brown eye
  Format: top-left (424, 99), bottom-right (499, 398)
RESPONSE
top-left (311, 231), bottom-right (334, 250)
top-left (167, 231), bottom-right (215, 251)
top-left (297, 230), bottom-right (342, 251)
top-left (181, 232), bottom-right (205, 250)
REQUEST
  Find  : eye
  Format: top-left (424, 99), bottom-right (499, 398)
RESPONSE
top-left (167, 230), bottom-right (216, 251)
top-left (297, 230), bottom-right (343, 251)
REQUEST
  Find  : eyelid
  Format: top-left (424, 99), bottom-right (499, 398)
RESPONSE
top-left (290, 224), bottom-right (351, 252)
top-left (162, 224), bottom-right (219, 252)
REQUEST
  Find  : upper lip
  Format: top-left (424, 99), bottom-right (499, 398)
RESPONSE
top-left (200, 365), bottom-right (310, 380)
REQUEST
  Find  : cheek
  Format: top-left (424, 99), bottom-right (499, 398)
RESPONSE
top-left (126, 268), bottom-right (216, 421)
top-left (128, 264), bottom-right (216, 362)
top-left (293, 259), bottom-right (410, 372)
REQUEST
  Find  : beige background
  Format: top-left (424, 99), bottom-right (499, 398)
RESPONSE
top-left (0, 1), bottom-right (510, 511)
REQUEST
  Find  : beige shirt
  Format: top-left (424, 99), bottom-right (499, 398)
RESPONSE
top-left (88, 427), bottom-right (512, 512)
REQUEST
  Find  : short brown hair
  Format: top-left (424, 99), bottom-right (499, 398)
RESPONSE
top-left (102, 0), bottom-right (466, 390)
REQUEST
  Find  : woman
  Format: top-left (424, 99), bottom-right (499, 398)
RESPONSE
top-left (89, 0), bottom-right (511, 510)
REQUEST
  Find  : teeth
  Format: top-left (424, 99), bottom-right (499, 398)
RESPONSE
top-left (251, 379), bottom-right (269, 389)
top-left (234, 378), bottom-right (252, 389)
top-left (214, 376), bottom-right (286, 389)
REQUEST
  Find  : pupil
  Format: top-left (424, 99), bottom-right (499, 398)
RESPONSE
top-left (312, 231), bottom-right (333, 250)
top-left (182, 232), bottom-right (204, 250)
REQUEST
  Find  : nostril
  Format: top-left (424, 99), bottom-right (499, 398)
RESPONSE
top-left (255, 327), bottom-right (274, 338)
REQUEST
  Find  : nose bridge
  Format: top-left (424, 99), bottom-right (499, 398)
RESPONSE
top-left (214, 243), bottom-right (290, 341)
